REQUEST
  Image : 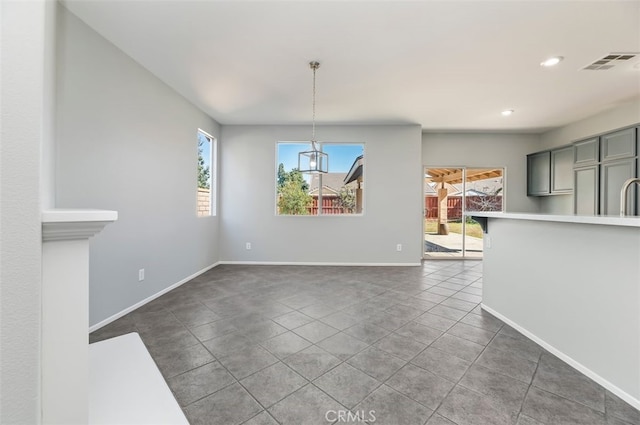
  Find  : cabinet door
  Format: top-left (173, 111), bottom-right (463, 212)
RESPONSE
top-left (574, 138), bottom-right (599, 166)
top-left (600, 158), bottom-right (637, 216)
top-left (551, 146), bottom-right (573, 193)
top-left (574, 166), bottom-right (599, 215)
top-left (527, 151), bottom-right (550, 196)
top-left (601, 128), bottom-right (636, 162)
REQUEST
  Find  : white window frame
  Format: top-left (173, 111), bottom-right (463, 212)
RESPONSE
top-left (197, 129), bottom-right (217, 217)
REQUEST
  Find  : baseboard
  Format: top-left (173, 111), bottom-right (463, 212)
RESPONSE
top-left (89, 262), bottom-right (220, 333)
top-left (219, 261), bottom-right (422, 266)
top-left (481, 303), bottom-right (640, 411)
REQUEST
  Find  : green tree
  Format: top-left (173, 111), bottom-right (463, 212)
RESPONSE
top-left (336, 185), bottom-right (356, 213)
top-left (277, 163), bottom-right (287, 189)
top-left (198, 138), bottom-right (210, 189)
top-left (276, 164), bottom-right (312, 214)
top-left (278, 180), bottom-right (312, 214)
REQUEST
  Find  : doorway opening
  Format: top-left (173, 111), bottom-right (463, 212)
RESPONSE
top-left (424, 167), bottom-right (504, 259)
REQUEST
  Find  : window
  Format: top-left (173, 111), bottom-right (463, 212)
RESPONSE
top-left (197, 130), bottom-right (216, 216)
top-left (276, 142), bottom-right (364, 215)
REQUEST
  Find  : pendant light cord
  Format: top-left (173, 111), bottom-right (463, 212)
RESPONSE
top-left (310, 61), bottom-right (320, 146)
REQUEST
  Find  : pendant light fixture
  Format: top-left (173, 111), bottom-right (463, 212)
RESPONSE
top-left (298, 61), bottom-right (328, 174)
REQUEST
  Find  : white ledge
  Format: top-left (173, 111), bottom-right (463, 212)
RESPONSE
top-left (468, 211), bottom-right (640, 228)
top-left (42, 209), bottom-right (118, 241)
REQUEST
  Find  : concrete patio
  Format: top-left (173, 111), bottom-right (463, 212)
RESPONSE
top-left (424, 233), bottom-right (484, 259)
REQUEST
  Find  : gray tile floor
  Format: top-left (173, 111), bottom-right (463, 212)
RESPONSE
top-left (90, 261), bottom-right (640, 425)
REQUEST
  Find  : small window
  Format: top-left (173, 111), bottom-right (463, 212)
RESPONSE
top-left (276, 142), bottom-right (364, 215)
top-left (197, 130), bottom-right (216, 216)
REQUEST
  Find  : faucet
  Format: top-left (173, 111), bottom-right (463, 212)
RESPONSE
top-left (620, 177), bottom-right (640, 216)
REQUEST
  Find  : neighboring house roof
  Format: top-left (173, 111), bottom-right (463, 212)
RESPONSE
top-left (344, 155), bottom-right (364, 184)
top-left (309, 173), bottom-right (356, 195)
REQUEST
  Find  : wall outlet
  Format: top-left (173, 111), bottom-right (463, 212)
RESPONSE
top-left (396, 244), bottom-right (402, 252)
top-left (246, 242), bottom-right (252, 250)
top-left (138, 268), bottom-right (145, 281)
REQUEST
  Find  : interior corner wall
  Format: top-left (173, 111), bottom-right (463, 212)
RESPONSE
top-left (422, 132), bottom-right (541, 213)
top-left (220, 125), bottom-right (423, 264)
top-left (1, 1), bottom-right (45, 422)
top-left (55, 6), bottom-right (221, 327)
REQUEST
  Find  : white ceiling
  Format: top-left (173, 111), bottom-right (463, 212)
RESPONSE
top-left (62, 0), bottom-right (640, 133)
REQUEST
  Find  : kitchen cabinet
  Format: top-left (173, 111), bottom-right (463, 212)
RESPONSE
top-left (551, 146), bottom-right (574, 193)
top-left (600, 158), bottom-right (637, 216)
top-left (574, 137), bottom-right (599, 166)
top-left (572, 126), bottom-right (638, 216)
top-left (527, 146), bottom-right (574, 196)
top-left (601, 128), bottom-right (636, 162)
top-left (574, 166), bottom-right (599, 215)
top-left (527, 151), bottom-right (550, 196)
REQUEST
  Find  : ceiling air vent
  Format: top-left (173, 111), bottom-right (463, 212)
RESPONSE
top-left (582, 53), bottom-right (639, 70)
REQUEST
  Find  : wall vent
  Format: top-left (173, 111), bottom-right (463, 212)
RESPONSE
top-left (582, 53), bottom-right (639, 70)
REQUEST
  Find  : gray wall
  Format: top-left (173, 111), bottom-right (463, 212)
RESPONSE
top-left (56, 6), bottom-right (221, 326)
top-left (422, 132), bottom-right (541, 213)
top-left (220, 125), bottom-right (423, 264)
top-left (538, 98), bottom-right (640, 214)
top-left (1, 1), bottom-right (45, 422)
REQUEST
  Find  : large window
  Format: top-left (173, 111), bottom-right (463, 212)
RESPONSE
top-left (197, 129), bottom-right (216, 217)
top-left (276, 142), bottom-right (364, 215)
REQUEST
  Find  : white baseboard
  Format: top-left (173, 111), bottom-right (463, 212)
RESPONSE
top-left (219, 261), bottom-right (422, 267)
top-left (89, 262), bottom-right (220, 333)
top-left (481, 303), bottom-right (640, 411)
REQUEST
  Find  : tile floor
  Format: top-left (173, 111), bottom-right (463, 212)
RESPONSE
top-left (90, 261), bottom-right (640, 425)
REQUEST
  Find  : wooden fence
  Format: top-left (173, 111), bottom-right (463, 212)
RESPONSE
top-left (425, 195), bottom-right (502, 219)
top-left (308, 195), bottom-right (350, 215)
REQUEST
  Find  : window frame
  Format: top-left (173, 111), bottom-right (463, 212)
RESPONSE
top-left (275, 141), bottom-right (365, 217)
top-left (197, 129), bottom-right (217, 217)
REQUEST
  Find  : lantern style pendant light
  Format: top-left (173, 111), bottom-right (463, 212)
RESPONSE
top-left (298, 61), bottom-right (328, 174)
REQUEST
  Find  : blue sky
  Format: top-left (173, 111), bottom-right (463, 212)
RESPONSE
top-left (277, 143), bottom-right (363, 173)
top-left (198, 131), bottom-right (212, 183)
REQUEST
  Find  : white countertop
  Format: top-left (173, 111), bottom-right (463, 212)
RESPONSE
top-left (468, 211), bottom-right (640, 228)
top-left (42, 209), bottom-right (118, 223)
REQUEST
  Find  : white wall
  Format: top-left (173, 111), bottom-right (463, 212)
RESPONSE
top-left (220, 125), bottom-right (423, 264)
top-left (0, 1), bottom-right (45, 422)
top-left (540, 98), bottom-right (640, 150)
top-left (422, 132), bottom-right (541, 213)
top-left (56, 6), bottom-right (221, 327)
top-left (538, 98), bottom-right (640, 214)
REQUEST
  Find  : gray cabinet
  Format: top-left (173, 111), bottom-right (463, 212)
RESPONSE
top-left (574, 137), bottom-right (599, 166)
top-left (601, 128), bottom-right (635, 162)
top-left (574, 166), bottom-right (599, 215)
top-left (551, 146), bottom-right (574, 193)
top-left (527, 146), bottom-right (574, 196)
top-left (600, 158), bottom-right (637, 216)
top-left (572, 126), bottom-right (638, 216)
top-left (527, 151), bottom-right (550, 196)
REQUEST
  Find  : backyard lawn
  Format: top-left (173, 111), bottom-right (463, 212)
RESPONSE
top-left (425, 219), bottom-right (484, 239)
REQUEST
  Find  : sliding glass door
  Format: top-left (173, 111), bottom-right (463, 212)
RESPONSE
top-left (424, 167), bottom-right (503, 259)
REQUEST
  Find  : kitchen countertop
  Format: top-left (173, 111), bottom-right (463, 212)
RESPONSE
top-left (468, 211), bottom-right (640, 228)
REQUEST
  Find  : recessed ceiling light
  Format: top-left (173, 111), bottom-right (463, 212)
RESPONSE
top-left (541, 56), bottom-right (564, 67)
top-left (501, 109), bottom-right (514, 116)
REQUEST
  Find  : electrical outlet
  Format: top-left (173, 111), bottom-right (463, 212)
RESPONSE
top-left (138, 268), bottom-right (145, 281)
top-left (246, 242), bottom-right (252, 250)
top-left (396, 244), bottom-right (402, 252)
